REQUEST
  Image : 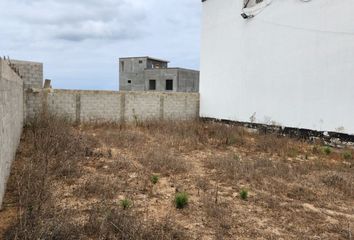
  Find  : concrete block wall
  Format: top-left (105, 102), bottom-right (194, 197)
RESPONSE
top-left (26, 90), bottom-right (200, 123)
top-left (25, 90), bottom-right (43, 120)
top-left (164, 93), bottom-right (200, 120)
top-left (0, 59), bottom-right (24, 209)
top-left (80, 91), bottom-right (122, 122)
top-left (10, 60), bottom-right (43, 89)
top-left (47, 91), bottom-right (77, 121)
top-left (125, 92), bottom-right (162, 121)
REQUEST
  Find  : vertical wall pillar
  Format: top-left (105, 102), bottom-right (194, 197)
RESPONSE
top-left (160, 95), bottom-right (165, 120)
top-left (42, 90), bottom-right (49, 117)
top-left (120, 93), bottom-right (126, 122)
top-left (75, 94), bottom-right (81, 124)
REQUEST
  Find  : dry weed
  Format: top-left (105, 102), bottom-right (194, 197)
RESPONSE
top-left (5, 114), bottom-right (87, 239)
top-left (84, 204), bottom-right (186, 240)
top-left (255, 133), bottom-right (302, 157)
top-left (75, 176), bottom-right (119, 199)
top-left (140, 148), bottom-right (189, 176)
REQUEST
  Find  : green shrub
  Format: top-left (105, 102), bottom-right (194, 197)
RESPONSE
top-left (120, 199), bottom-right (132, 210)
top-left (343, 151), bottom-right (352, 160)
top-left (175, 192), bottom-right (188, 209)
top-left (323, 146), bottom-right (332, 155)
top-left (240, 189), bottom-right (248, 200)
top-left (151, 175), bottom-right (159, 185)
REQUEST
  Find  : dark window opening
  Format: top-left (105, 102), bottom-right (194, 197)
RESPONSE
top-left (153, 63), bottom-right (160, 69)
top-left (139, 60), bottom-right (143, 64)
top-left (127, 80), bottom-right (131, 84)
top-left (149, 80), bottom-right (156, 90)
top-left (166, 79), bottom-right (173, 91)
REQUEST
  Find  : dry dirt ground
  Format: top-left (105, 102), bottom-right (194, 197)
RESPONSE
top-left (0, 117), bottom-right (353, 239)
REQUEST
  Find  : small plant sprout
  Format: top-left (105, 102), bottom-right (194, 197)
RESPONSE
top-left (323, 146), bottom-right (332, 155)
top-left (120, 199), bottom-right (132, 210)
top-left (240, 189), bottom-right (248, 200)
top-left (343, 151), bottom-right (352, 160)
top-left (151, 175), bottom-right (159, 184)
top-left (175, 192), bottom-right (189, 209)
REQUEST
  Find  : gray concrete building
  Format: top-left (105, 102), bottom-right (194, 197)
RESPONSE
top-left (119, 57), bottom-right (199, 92)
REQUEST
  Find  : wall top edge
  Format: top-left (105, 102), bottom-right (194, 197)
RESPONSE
top-left (31, 89), bottom-right (200, 96)
top-left (144, 68), bottom-right (200, 73)
top-left (9, 59), bottom-right (43, 65)
top-left (0, 60), bottom-right (23, 84)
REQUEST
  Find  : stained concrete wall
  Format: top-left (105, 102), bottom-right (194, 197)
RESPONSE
top-left (26, 90), bottom-right (200, 123)
top-left (0, 60), bottom-right (24, 209)
top-left (177, 69), bottom-right (200, 93)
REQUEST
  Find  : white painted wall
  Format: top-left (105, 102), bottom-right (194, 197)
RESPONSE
top-left (200, 0), bottom-right (354, 134)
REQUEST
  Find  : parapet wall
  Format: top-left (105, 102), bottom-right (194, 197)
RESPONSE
top-left (26, 90), bottom-right (200, 123)
top-left (0, 60), bottom-right (24, 209)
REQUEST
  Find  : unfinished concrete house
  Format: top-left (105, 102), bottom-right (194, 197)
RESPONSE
top-left (119, 57), bottom-right (199, 92)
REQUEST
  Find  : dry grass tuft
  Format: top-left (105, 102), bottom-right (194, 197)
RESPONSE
top-left (205, 155), bottom-right (294, 184)
top-left (203, 199), bottom-right (232, 238)
top-left (75, 176), bottom-right (119, 199)
top-left (140, 148), bottom-right (189, 176)
top-left (255, 133), bottom-right (302, 157)
top-left (322, 173), bottom-right (354, 198)
top-left (84, 205), bottom-right (186, 240)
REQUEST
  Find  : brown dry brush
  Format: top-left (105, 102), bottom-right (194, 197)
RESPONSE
top-left (137, 119), bottom-right (248, 149)
top-left (202, 198), bottom-right (232, 239)
top-left (84, 203), bottom-right (186, 240)
top-left (5, 115), bottom-right (187, 240)
top-left (5, 114), bottom-right (87, 239)
top-left (140, 148), bottom-right (189, 176)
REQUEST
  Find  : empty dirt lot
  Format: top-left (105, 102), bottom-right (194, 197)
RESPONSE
top-left (0, 116), bottom-right (353, 239)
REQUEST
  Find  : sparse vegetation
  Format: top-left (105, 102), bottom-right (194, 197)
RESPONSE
top-left (140, 149), bottom-right (189, 176)
top-left (120, 198), bottom-right (132, 210)
top-left (151, 175), bottom-right (160, 184)
top-left (323, 146), bottom-right (332, 155)
top-left (175, 192), bottom-right (189, 209)
top-left (240, 189), bottom-right (249, 200)
top-left (343, 151), bottom-right (353, 160)
top-left (1, 117), bottom-right (353, 239)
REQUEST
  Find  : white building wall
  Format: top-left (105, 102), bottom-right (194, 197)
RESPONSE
top-left (200, 0), bottom-right (354, 135)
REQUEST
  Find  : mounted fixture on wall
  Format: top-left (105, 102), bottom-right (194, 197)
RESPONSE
top-left (241, 0), bottom-right (272, 19)
top-left (241, 0), bottom-right (313, 19)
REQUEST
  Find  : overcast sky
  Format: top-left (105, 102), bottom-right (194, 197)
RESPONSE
top-left (0, 0), bottom-right (201, 90)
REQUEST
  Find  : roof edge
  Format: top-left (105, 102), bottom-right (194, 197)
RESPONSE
top-left (119, 56), bottom-right (170, 63)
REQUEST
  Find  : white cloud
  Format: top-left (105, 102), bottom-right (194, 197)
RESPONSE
top-left (0, 0), bottom-right (201, 90)
top-left (1, 0), bottom-right (147, 42)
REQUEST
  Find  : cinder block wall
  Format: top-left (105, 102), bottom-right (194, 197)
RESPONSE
top-left (26, 90), bottom-right (200, 123)
top-left (0, 60), bottom-right (24, 209)
top-left (9, 60), bottom-right (43, 89)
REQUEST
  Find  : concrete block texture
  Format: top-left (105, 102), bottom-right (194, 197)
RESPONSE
top-left (25, 90), bottom-right (200, 124)
top-left (0, 60), bottom-right (24, 209)
top-left (10, 60), bottom-right (43, 89)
